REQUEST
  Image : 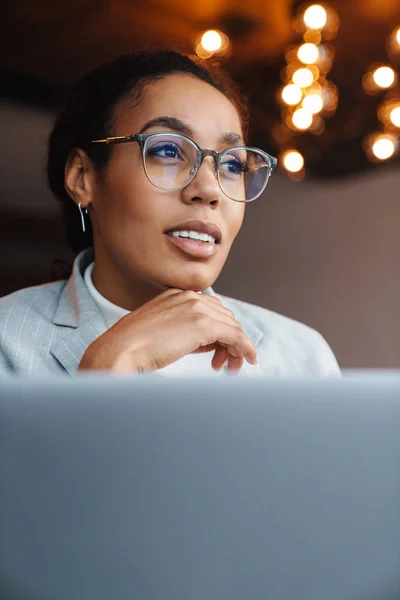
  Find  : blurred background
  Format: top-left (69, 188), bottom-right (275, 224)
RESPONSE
top-left (1, 0), bottom-right (400, 368)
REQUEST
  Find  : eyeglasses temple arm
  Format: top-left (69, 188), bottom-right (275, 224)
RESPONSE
top-left (88, 135), bottom-right (138, 145)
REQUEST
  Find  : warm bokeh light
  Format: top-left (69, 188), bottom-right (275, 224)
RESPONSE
top-left (195, 43), bottom-right (213, 59)
top-left (297, 43), bottom-right (319, 64)
top-left (281, 83), bottom-right (303, 105)
top-left (372, 136), bottom-right (396, 160)
top-left (302, 93), bottom-right (324, 113)
top-left (396, 27), bottom-right (400, 46)
top-left (282, 150), bottom-right (304, 172)
top-left (292, 108), bottom-right (313, 129)
top-left (303, 5), bottom-right (327, 30)
top-left (372, 66), bottom-right (396, 89)
top-left (292, 67), bottom-right (314, 88)
top-left (201, 30), bottom-right (223, 52)
top-left (303, 29), bottom-right (322, 45)
top-left (390, 106), bottom-right (400, 127)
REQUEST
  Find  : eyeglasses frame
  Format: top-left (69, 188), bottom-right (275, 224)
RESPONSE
top-left (88, 132), bottom-right (277, 203)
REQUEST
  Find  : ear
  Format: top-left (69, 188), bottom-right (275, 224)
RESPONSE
top-left (65, 148), bottom-right (96, 209)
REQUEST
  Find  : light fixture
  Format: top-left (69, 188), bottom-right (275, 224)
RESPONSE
top-left (200, 30), bottom-right (223, 52)
top-left (372, 66), bottom-right (396, 89)
top-left (281, 83), bottom-right (303, 105)
top-left (297, 43), bottom-right (319, 64)
top-left (293, 67), bottom-right (315, 87)
top-left (371, 135), bottom-right (397, 160)
top-left (282, 150), bottom-right (304, 172)
top-left (277, 2), bottom-right (339, 177)
top-left (303, 5), bottom-right (328, 30)
top-left (292, 108), bottom-right (313, 129)
top-left (302, 93), bottom-right (324, 113)
top-left (390, 106), bottom-right (400, 127)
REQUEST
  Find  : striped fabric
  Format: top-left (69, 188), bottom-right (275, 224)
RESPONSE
top-left (0, 249), bottom-right (340, 377)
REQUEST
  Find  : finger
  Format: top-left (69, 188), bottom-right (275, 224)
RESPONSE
top-left (191, 343), bottom-right (218, 354)
top-left (196, 294), bottom-right (238, 322)
top-left (203, 322), bottom-right (258, 366)
top-left (125, 287), bottom-right (184, 318)
top-left (187, 297), bottom-right (243, 331)
top-left (211, 345), bottom-right (229, 371)
top-left (226, 353), bottom-right (244, 372)
top-left (157, 291), bottom-right (241, 332)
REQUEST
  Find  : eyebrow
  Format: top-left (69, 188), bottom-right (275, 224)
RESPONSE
top-left (139, 116), bottom-right (244, 146)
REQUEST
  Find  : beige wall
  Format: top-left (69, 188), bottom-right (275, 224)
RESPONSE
top-left (217, 167), bottom-right (400, 368)
top-left (1, 100), bottom-right (400, 368)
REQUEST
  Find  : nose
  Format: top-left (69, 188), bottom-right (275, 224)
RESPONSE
top-left (180, 156), bottom-right (222, 208)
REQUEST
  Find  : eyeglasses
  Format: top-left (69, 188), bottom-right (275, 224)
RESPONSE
top-left (89, 132), bottom-right (277, 203)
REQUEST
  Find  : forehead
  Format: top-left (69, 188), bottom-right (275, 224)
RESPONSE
top-left (114, 73), bottom-right (243, 140)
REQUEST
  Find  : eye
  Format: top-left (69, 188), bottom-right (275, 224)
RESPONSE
top-left (220, 155), bottom-right (246, 175)
top-left (146, 142), bottom-right (183, 160)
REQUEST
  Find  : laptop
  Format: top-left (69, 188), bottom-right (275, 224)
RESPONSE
top-left (0, 374), bottom-right (400, 600)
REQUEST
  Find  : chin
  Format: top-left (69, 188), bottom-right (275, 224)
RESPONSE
top-left (163, 266), bottom-right (218, 292)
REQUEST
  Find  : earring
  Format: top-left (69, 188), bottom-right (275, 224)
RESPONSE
top-left (78, 202), bottom-right (89, 233)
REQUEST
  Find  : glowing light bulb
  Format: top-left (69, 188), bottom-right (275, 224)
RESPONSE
top-left (372, 136), bottom-right (395, 160)
top-left (292, 108), bottom-right (313, 130)
top-left (372, 66), bottom-right (396, 89)
top-left (303, 5), bottom-right (327, 29)
top-left (302, 93), bottom-right (324, 113)
top-left (283, 150), bottom-right (304, 172)
top-left (297, 43), bottom-right (319, 64)
top-left (292, 68), bottom-right (314, 88)
top-left (201, 30), bottom-right (223, 52)
top-left (281, 84), bottom-right (303, 105)
top-left (390, 107), bottom-right (400, 127)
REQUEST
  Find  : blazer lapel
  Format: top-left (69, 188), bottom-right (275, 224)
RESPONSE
top-left (50, 250), bottom-right (107, 374)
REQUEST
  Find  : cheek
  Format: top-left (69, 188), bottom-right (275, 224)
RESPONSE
top-left (100, 156), bottom-right (153, 219)
top-left (224, 203), bottom-right (245, 243)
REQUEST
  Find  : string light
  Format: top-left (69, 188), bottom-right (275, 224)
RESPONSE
top-left (195, 30), bottom-right (229, 59)
top-left (372, 136), bottom-right (396, 160)
top-left (281, 84), bottom-right (303, 105)
top-left (302, 93), bottom-right (324, 113)
top-left (372, 66), bottom-right (396, 88)
top-left (293, 67), bottom-right (315, 87)
top-left (390, 107), bottom-right (400, 127)
top-left (303, 5), bottom-right (328, 30)
top-left (364, 28), bottom-right (400, 163)
top-left (292, 108), bottom-right (313, 129)
top-left (277, 3), bottom-right (339, 176)
top-left (282, 150), bottom-right (304, 172)
top-left (297, 43), bottom-right (319, 64)
top-left (200, 30), bottom-right (223, 52)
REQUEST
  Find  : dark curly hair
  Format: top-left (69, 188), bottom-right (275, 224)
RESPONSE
top-left (47, 49), bottom-right (249, 256)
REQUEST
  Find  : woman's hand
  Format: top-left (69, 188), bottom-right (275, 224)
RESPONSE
top-left (78, 289), bottom-right (257, 374)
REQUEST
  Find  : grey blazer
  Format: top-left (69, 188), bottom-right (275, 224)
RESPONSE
top-left (0, 250), bottom-right (340, 376)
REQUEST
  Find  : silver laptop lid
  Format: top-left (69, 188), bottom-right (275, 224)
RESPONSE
top-left (1, 375), bottom-right (400, 600)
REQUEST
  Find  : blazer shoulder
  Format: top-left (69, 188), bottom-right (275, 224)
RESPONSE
top-left (216, 293), bottom-right (340, 376)
top-left (217, 293), bottom-right (317, 337)
top-left (0, 280), bottom-right (67, 327)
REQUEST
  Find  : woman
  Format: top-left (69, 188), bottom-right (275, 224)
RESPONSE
top-left (0, 50), bottom-right (339, 376)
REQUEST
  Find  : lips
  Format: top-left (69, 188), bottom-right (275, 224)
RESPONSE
top-left (164, 219), bottom-right (222, 244)
top-left (164, 219), bottom-right (221, 259)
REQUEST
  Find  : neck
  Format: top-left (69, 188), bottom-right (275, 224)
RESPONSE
top-left (91, 248), bottom-right (167, 312)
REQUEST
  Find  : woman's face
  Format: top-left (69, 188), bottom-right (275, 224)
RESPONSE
top-left (90, 73), bottom-right (246, 294)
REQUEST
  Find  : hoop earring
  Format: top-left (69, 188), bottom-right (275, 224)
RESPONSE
top-left (78, 202), bottom-right (89, 233)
